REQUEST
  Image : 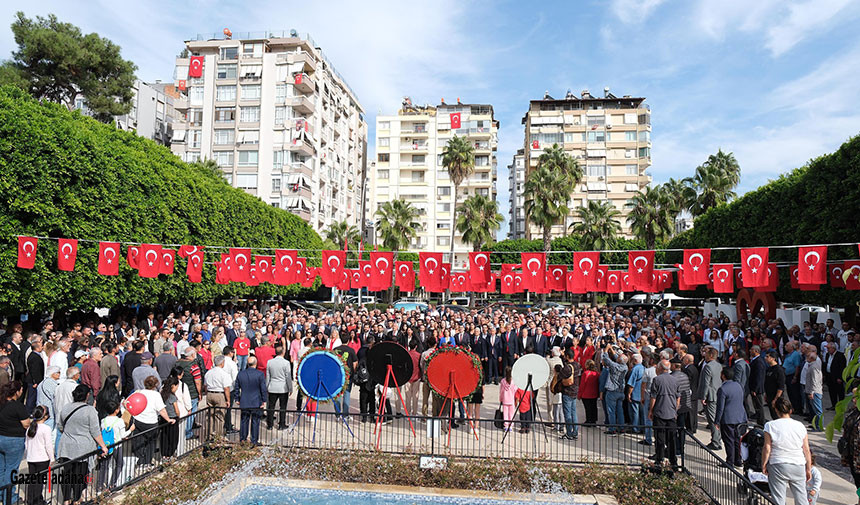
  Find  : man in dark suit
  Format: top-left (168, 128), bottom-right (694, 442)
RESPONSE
top-left (823, 342), bottom-right (847, 410)
top-left (681, 354), bottom-right (700, 433)
top-left (487, 328), bottom-right (502, 384)
top-left (225, 320), bottom-right (242, 348)
top-left (764, 350), bottom-right (787, 420)
top-left (533, 331), bottom-right (549, 357)
top-left (698, 347), bottom-right (723, 450)
top-left (503, 326), bottom-right (518, 369)
top-left (748, 345), bottom-right (767, 426)
top-left (234, 355), bottom-right (268, 445)
top-left (714, 367), bottom-right (747, 468)
top-left (518, 328), bottom-right (534, 359)
top-left (24, 337), bottom-right (45, 412)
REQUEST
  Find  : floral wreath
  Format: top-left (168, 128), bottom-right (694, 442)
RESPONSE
top-left (424, 345), bottom-right (483, 397)
top-left (296, 346), bottom-right (351, 402)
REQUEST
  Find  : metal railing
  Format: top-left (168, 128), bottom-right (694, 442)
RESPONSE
top-left (684, 434), bottom-right (777, 505)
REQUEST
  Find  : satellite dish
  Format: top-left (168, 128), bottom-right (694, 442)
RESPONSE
top-left (290, 29), bottom-right (298, 37)
top-left (511, 353), bottom-right (550, 390)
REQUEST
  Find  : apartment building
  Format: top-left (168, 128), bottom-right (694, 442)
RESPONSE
top-left (75, 79), bottom-right (176, 146)
top-left (169, 30), bottom-right (367, 233)
top-left (369, 99), bottom-right (499, 267)
top-left (521, 87), bottom-right (651, 238)
top-left (507, 149), bottom-right (526, 239)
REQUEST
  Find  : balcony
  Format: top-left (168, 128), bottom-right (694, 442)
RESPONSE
top-left (288, 161), bottom-right (314, 178)
top-left (286, 51), bottom-right (317, 73)
top-left (292, 72), bottom-right (315, 94)
top-left (400, 142), bottom-right (429, 154)
top-left (288, 95), bottom-right (316, 115)
top-left (400, 125), bottom-right (428, 136)
top-left (173, 96), bottom-right (189, 110)
top-left (287, 138), bottom-right (315, 157)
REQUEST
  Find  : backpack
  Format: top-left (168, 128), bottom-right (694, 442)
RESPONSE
top-left (550, 373), bottom-right (563, 395)
top-left (101, 423), bottom-right (116, 455)
top-left (354, 360), bottom-right (370, 384)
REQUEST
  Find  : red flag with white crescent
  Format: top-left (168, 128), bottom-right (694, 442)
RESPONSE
top-left (844, 261), bottom-right (860, 290)
top-left (712, 264), bottom-right (734, 293)
top-left (370, 251), bottom-right (394, 290)
top-left (469, 252), bottom-right (491, 286)
top-left (274, 249), bottom-right (297, 285)
top-left (98, 242), bottom-right (121, 276)
top-left (740, 247), bottom-right (768, 288)
top-left (17, 237), bottom-right (37, 269)
top-left (57, 239), bottom-right (78, 271)
top-left (138, 244), bottom-right (162, 278)
top-left (255, 255), bottom-right (273, 283)
top-left (450, 112), bottom-right (461, 129)
top-left (621, 272), bottom-right (633, 292)
top-left (797, 246), bottom-right (827, 284)
top-left (676, 265), bottom-right (693, 291)
top-left (758, 263), bottom-right (778, 292)
top-left (229, 248), bottom-right (252, 283)
top-left (127, 246), bottom-right (140, 269)
top-left (186, 248), bottom-right (204, 283)
top-left (682, 249), bottom-right (710, 285)
top-left (359, 260), bottom-right (372, 289)
top-left (545, 265), bottom-right (567, 291)
top-left (215, 254), bottom-right (229, 284)
top-left (573, 252), bottom-right (600, 291)
top-left (521, 252), bottom-right (546, 291)
top-left (628, 251), bottom-right (654, 290)
top-left (395, 261), bottom-right (415, 292)
top-left (440, 263), bottom-right (451, 290)
top-left (188, 56), bottom-right (204, 78)
top-left (419, 252), bottom-right (443, 292)
top-left (830, 263), bottom-right (846, 288)
top-left (321, 250), bottom-right (345, 287)
top-left (606, 270), bottom-right (622, 294)
top-left (160, 249), bottom-right (176, 275)
top-left (501, 271), bottom-right (517, 294)
top-left (349, 269), bottom-right (363, 290)
top-left (790, 264), bottom-right (820, 291)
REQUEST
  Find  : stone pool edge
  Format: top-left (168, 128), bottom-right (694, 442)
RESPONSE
top-left (200, 476), bottom-right (619, 505)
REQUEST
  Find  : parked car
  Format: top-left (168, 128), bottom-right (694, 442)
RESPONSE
top-left (343, 295), bottom-right (378, 305)
top-left (393, 301), bottom-right (429, 313)
top-left (448, 297), bottom-right (470, 306)
top-left (441, 304), bottom-right (468, 313)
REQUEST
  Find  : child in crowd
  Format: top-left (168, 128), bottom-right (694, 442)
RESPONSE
top-left (807, 451), bottom-right (822, 505)
top-left (25, 406), bottom-right (52, 505)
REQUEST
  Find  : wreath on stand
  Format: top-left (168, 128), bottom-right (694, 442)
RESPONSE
top-left (424, 345), bottom-right (483, 399)
top-left (296, 347), bottom-right (351, 402)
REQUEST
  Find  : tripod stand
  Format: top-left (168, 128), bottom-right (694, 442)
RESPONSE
top-left (435, 370), bottom-right (480, 446)
top-left (500, 372), bottom-right (548, 450)
top-left (290, 370), bottom-right (355, 441)
top-left (373, 363), bottom-right (416, 450)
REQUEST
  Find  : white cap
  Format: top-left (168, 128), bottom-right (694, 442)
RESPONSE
top-left (74, 350), bottom-right (89, 359)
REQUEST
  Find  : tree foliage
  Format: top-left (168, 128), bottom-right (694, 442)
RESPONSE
top-left (8, 11), bottom-right (137, 122)
top-left (441, 135), bottom-right (475, 261)
top-left (667, 134), bottom-right (860, 306)
top-left (456, 194), bottom-right (503, 252)
top-left (524, 144), bottom-right (580, 254)
top-left (324, 220), bottom-right (361, 251)
top-left (570, 200), bottom-right (622, 251)
top-left (0, 86), bottom-right (322, 314)
top-left (626, 186), bottom-right (674, 249)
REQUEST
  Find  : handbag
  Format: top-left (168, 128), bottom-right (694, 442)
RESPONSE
top-left (493, 408), bottom-right (505, 429)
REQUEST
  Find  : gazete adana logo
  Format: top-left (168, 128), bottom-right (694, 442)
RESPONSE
top-left (10, 466), bottom-right (92, 492)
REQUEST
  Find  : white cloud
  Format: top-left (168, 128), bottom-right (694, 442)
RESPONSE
top-left (768, 44), bottom-right (860, 115)
top-left (611, 0), bottom-right (668, 24)
top-left (766, 0), bottom-right (858, 56)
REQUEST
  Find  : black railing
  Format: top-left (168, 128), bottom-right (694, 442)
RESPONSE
top-left (684, 434), bottom-right (777, 505)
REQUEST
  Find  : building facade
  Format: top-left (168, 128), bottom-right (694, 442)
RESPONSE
top-left (369, 99), bottom-right (498, 267)
top-left (508, 149), bottom-right (525, 239)
top-left (521, 88), bottom-right (651, 239)
top-left (75, 79), bottom-right (176, 146)
top-left (169, 31), bottom-right (367, 233)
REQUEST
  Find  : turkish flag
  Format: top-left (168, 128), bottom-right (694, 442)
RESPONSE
top-left (138, 244), bottom-right (162, 278)
top-left (127, 246), bottom-right (140, 269)
top-left (658, 271), bottom-right (673, 291)
top-left (682, 249), bottom-right (710, 285)
top-left (712, 264), bottom-right (734, 293)
top-left (187, 249), bottom-right (204, 283)
top-left (188, 56), bottom-right (204, 78)
top-left (628, 251), bottom-right (655, 290)
top-left (521, 252), bottom-right (546, 291)
top-left (798, 246), bottom-right (827, 284)
top-left (566, 269), bottom-right (586, 293)
top-left (759, 263), bottom-right (778, 292)
top-left (177, 79), bottom-right (186, 91)
top-left (358, 260), bottom-right (372, 288)
top-left (336, 269), bottom-right (350, 290)
top-left (501, 271), bottom-right (517, 294)
top-left (450, 112), bottom-right (461, 129)
top-left (370, 251), bottom-right (394, 290)
top-left (707, 270), bottom-right (714, 291)
top-left (215, 255), bottom-right (228, 284)
top-left (676, 265), bottom-right (693, 291)
top-left (595, 265), bottom-right (609, 292)
top-left (246, 263), bottom-right (260, 286)
top-left (229, 248), bottom-right (252, 283)
top-left (513, 273), bottom-right (524, 292)
top-left (790, 264), bottom-right (820, 291)
top-left (532, 140), bottom-right (539, 150)
top-left (17, 237), bottom-right (37, 269)
top-left (255, 255), bottom-right (273, 283)
top-left (546, 265), bottom-right (567, 291)
top-left (218, 253), bottom-right (232, 283)
top-left (844, 261), bottom-right (860, 290)
top-left (274, 249), bottom-right (297, 286)
top-left (395, 261), bottom-right (415, 292)
top-left (321, 250), bottom-right (346, 287)
top-left (294, 73), bottom-right (303, 85)
top-left (621, 272), bottom-right (633, 292)
top-left (830, 263), bottom-right (847, 288)
top-left (478, 273), bottom-right (496, 293)
top-left (740, 247), bottom-right (768, 287)
top-left (97, 242), bottom-right (121, 276)
top-left (469, 252), bottom-right (492, 286)
top-left (348, 269), bottom-right (362, 289)
top-left (606, 270), bottom-right (622, 294)
top-left (734, 267), bottom-right (744, 288)
top-left (300, 266), bottom-right (317, 288)
top-left (501, 264), bottom-right (516, 277)
top-left (178, 245), bottom-right (198, 258)
top-left (440, 263), bottom-right (451, 291)
top-left (160, 249), bottom-right (176, 275)
top-left (449, 272), bottom-right (468, 291)
top-left (57, 239), bottom-right (78, 271)
top-left (419, 252), bottom-right (443, 292)
top-left (573, 252), bottom-right (600, 291)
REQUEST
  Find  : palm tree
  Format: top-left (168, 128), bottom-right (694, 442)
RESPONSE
top-left (686, 163), bottom-right (738, 217)
top-left (441, 136), bottom-right (475, 266)
top-left (704, 149), bottom-right (741, 187)
top-left (570, 200), bottom-right (622, 251)
top-left (537, 144), bottom-right (583, 233)
top-left (661, 177), bottom-right (692, 219)
top-left (626, 186), bottom-right (674, 249)
top-left (324, 220), bottom-right (361, 251)
top-left (456, 195), bottom-right (504, 252)
top-left (375, 199), bottom-right (421, 301)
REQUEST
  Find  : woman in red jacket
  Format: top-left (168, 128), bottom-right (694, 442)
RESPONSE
top-left (579, 336), bottom-right (596, 369)
top-left (579, 359), bottom-right (600, 425)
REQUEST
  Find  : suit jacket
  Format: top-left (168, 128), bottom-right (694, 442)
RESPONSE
top-left (265, 356), bottom-right (293, 395)
top-left (715, 380), bottom-right (748, 425)
top-left (488, 334), bottom-right (503, 360)
top-left (732, 359), bottom-right (750, 396)
top-left (471, 335), bottom-right (488, 359)
top-left (225, 329), bottom-right (240, 347)
top-left (698, 360), bottom-right (722, 403)
top-left (504, 330), bottom-right (518, 361)
top-left (533, 334), bottom-right (549, 357)
top-left (748, 355), bottom-right (767, 395)
top-left (234, 367), bottom-right (268, 409)
top-left (824, 351), bottom-right (847, 383)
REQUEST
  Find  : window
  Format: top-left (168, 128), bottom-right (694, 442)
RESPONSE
top-left (437, 237), bottom-right (450, 246)
top-left (216, 85), bottom-right (236, 101)
top-left (411, 171), bottom-right (424, 182)
top-left (436, 222), bottom-right (450, 230)
top-left (625, 131), bottom-right (637, 141)
top-left (639, 130), bottom-right (650, 142)
top-left (475, 155), bottom-right (489, 166)
top-left (274, 106), bottom-right (286, 125)
top-left (185, 152), bottom-right (201, 163)
top-left (625, 164), bottom-right (638, 176)
top-left (437, 169), bottom-right (449, 179)
top-left (219, 46), bottom-right (238, 60)
top-left (437, 186), bottom-right (451, 196)
top-left (412, 154), bottom-right (425, 164)
top-left (189, 130), bottom-right (202, 149)
top-left (437, 202), bottom-right (451, 213)
top-left (377, 169), bottom-right (389, 179)
top-left (587, 131), bottom-right (606, 143)
top-left (271, 200), bottom-right (280, 209)
top-left (476, 188), bottom-right (489, 197)
top-left (564, 132), bottom-right (585, 143)
top-left (241, 65), bottom-right (262, 78)
top-left (217, 64), bottom-right (237, 79)
top-left (587, 165), bottom-right (606, 177)
top-left (272, 178), bottom-right (281, 192)
top-left (378, 137), bottom-right (389, 147)
top-left (214, 151), bottom-right (234, 167)
top-left (587, 116), bottom-right (605, 128)
top-left (378, 153), bottom-right (389, 162)
top-left (241, 84), bottom-right (261, 100)
top-left (240, 106), bottom-right (260, 123)
top-left (638, 147), bottom-right (651, 158)
top-left (625, 149), bottom-right (635, 158)
top-left (624, 113), bottom-right (637, 124)
top-left (215, 107), bottom-right (235, 122)
top-left (214, 129), bottom-right (235, 145)
top-left (275, 83), bottom-right (287, 103)
top-left (236, 173), bottom-right (258, 189)
top-left (625, 183), bottom-right (638, 192)
top-left (238, 130), bottom-right (259, 144)
top-left (639, 113), bottom-right (649, 125)
top-left (238, 151), bottom-right (258, 166)
top-left (530, 133), bottom-right (563, 146)
top-left (190, 87), bottom-right (204, 105)
top-left (378, 121), bottom-right (390, 130)
top-left (273, 150), bottom-right (284, 169)
top-left (223, 173), bottom-right (233, 185)
top-left (243, 42), bottom-right (263, 57)
top-left (188, 109), bottom-right (203, 126)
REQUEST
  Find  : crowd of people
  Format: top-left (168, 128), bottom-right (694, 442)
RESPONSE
top-left (0, 299), bottom-right (858, 505)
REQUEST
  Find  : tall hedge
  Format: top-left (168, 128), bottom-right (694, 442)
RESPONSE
top-left (667, 133), bottom-right (860, 307)
top-left (0, 86), bottom-right (323, 314)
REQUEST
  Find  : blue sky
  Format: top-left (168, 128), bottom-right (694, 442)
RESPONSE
top-left (2, 0), bottom-right (859, 239)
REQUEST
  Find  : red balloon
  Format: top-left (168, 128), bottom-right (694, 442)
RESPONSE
top-left (125, 392), bottom-right (148, 416)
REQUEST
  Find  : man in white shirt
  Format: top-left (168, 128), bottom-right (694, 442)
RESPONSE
top-left (204, 355), bottom-right (232, 438)
top-left (221, 346), bottom-right (239, 433)
top-left (52, 367), bottom-right (80, 455)
top-left (50, 338), bottom-right (71, 378)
